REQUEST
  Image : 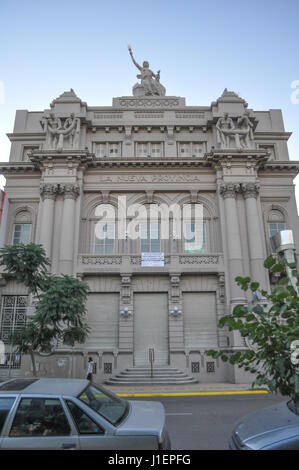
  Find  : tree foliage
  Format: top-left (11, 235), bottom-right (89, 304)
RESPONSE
top-left (207, 257), bottom-right (299, 406)
top-left (0, 243), bottom-right (90, 375)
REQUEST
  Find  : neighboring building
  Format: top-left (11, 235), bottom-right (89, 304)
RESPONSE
top-left (0, 57), bottom-right (298, 383)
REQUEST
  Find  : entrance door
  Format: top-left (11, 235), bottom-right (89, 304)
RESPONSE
top-left (86, 294), bottom-right (119, 348)
top-left (134, 293), bottom-right (168, 366)
top-left (183, 292), bottom-right (217, 348)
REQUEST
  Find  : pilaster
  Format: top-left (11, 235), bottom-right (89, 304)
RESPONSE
top-left (168, 274), bottom-right (184, 350)
top-left (39, 183), bottom-right (59, 259)
top-left (59, 183), bottom-right (80, 274)
top-left (118, 274), bottom-right (134, 351)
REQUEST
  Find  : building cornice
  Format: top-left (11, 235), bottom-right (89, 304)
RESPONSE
top-left (6, 132), bottom-right (45, 142)
top-left (0, 162), bottom-right (38, 174)
top-left (254, 131), bottom-right (292, 141)
top-left (1, 152), bottom-right (299, 176)
top-left (259, 161), bottom-right (299, 175)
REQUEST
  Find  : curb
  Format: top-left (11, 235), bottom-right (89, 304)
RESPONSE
top-left (116, 390), bottom-right (269, 397)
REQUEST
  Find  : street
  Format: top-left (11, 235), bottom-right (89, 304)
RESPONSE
top-left (129, 393), bottom-right (287, 450)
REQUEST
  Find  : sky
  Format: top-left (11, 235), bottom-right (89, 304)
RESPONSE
top-left (0, 0), bottom-right (299, 210)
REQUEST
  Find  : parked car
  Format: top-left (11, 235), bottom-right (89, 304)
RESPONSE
top-left (0, 378), bottom-right (171, 450)
top-left (229, 400), bottom-right (299, 450)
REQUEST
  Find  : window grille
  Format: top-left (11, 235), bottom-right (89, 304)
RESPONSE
top-left (0, 296), bottom-right (27, 344)
top-left (191, 362), bottom-right (200, 373)
top-left (206, 362), bottom-right (215, 373)
top-left (104, 363), bottom-right (112, 374)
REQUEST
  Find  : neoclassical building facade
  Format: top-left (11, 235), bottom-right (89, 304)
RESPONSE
top-left (0, 71), bottom-right (298, 383)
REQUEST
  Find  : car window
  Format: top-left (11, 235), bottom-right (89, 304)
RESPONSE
top-left (66, 400), bottom-right (104, 435)
top-left (9, 398), bottom-right (71, 437)
top-left (78, 384), bottom-right (128, 426)
top-left (0, 397), bottom-right (16, 434)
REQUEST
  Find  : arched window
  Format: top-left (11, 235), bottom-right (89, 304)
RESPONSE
top-left (12, 209), bottom-right (32, 245)
top-left (93, 204), bottom-right (116, 254)
top-left (182, 203), bottom-right (207, 253)
top-left (268, 209), bottom-right (286, 238)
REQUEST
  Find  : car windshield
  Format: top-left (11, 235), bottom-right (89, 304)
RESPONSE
top-left (78, 384), bottom-right (128, 425)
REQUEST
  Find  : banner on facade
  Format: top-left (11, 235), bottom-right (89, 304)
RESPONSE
top-left (141, 252), bottom-right (164, 267)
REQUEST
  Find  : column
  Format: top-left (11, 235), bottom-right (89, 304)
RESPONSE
top-left (39, 183), bottom-right (58, 259)
top-left (241, 183), bottom-right (268, 290)
top-left (219, 183), bottom-right (247, 308)
top-left (59, 184), bottom-right (80, 275)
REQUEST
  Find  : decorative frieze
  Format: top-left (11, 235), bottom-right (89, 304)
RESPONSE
top-left (179, 255), bottom-right (219, 265)
top-left (175, 112), bottom-right (205, 119)
top-left (94, 112), bottom-right (123, 119)
top-left (134, 111), bottom-right (164, 119)
top-left (80, 255), bottom-right (122, 265)
top-left (113, 97), bottom-right (183, 108)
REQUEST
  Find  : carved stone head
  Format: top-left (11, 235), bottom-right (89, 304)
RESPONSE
top-left (143, 61), bottom-right (149, 68)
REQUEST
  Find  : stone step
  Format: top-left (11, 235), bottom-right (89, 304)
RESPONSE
top-left (105, 378), bottom-right (198, 385)
top-left (119, 370), bottom-right (186, 376)
top-left (104, 365), bottom-right (198, 385)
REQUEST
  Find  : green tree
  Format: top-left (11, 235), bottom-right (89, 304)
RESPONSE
top-left (207, 257), bottom-right (299, 407)
top-left (0, 243), bottom-right (90, 376)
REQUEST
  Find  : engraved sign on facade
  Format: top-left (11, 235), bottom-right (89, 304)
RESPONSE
top-left (96, 174), bottom-right (201, 184)
top-left (141, 252), bottom-right (164, 267)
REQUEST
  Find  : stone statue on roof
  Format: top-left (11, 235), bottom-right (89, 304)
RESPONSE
top-left (128, 45), bottom-right (166, 97)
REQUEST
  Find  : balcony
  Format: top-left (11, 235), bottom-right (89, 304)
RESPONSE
top-left (77, 253), bottom-right (224, 275)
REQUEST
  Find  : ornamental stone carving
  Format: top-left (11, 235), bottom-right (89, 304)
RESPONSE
top-left (114, 98), bottom-right (180, 108)
top-left (120, 274), bottom-right (133, 320)
top-left (241, 182), bottom-right (260, 199)
top-left (219, 183), bottom-right (241, 199)
top-left (218, 272), bottom-right (225, 303)
top-left (40, 183), bottom-right (59, 200)
top-left (59, 183), bottom-right (80, 200)
top-left (237, 111), bottom-right (254, 149)
top-left (80, 255), bottom-right (122, 265)
top-left (169, 274), bottom-right (182, 319)
top-left (128, 45), bottom-right (166, 97)
top-left (179, 255), bottom-right (219, 265)
top-left (41, 113), bottom-right (81, 150)
top-left (216, 111), bottom-right (254, 149)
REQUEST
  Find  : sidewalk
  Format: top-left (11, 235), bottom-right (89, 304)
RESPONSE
top-left (104, 382), bottom-right (269, 397)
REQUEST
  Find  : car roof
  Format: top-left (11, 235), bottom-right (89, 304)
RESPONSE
top-left (0, 378), bottom-right (89, 396)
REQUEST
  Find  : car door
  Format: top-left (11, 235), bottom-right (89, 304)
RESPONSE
top-left (63, 398), bottom-right (157, 450)
top-left (0, 395), bottom-right (17, 448)
top-left (63, 398), bottom-right (115, 450)
top-left (1, 395), bottom-right (80, 450)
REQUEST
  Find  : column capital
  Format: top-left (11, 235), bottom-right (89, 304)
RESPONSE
top-left (241, 182), bottom-right (260, 199)
top-left (59, 183), bottom-right (80, 200)
top-left (40, 183), bottom-right (59, 200)
top-left (219, 182), bottom-right (241, 199)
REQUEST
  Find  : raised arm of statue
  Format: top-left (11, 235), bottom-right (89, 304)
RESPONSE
top-left (128, 45), bottom-right (142, 71)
